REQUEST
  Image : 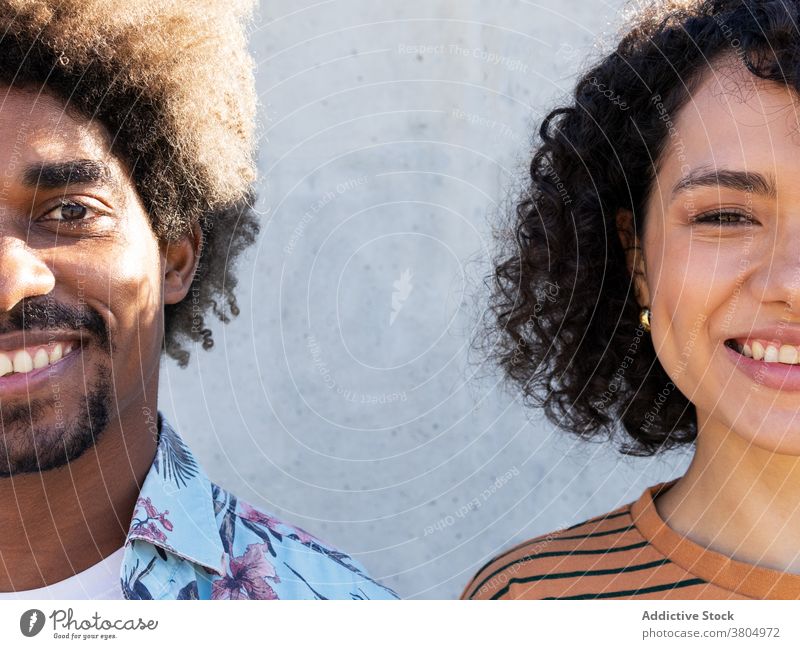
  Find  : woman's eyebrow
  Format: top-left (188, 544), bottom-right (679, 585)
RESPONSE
top-left (21, 158), bottom-right (116, 191)
top-left (670, 165), bottom-right (777, 201)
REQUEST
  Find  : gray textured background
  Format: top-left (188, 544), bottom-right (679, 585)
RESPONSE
top-left (158, 0), bottom-right (691, 599)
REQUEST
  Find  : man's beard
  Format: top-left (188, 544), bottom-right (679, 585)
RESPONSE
top-left (0, 296), bottom-right (114, 477)
top-left (0, 365), bottom-right (112, 477)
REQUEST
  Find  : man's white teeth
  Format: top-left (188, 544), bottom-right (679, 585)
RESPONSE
top-left (740, 341), bottom-right (800, 365)
top-left (33, 349), bottom-right (49, 369)
top-left (13, 350), bottom-right (33, 373)
top-left (0, 342), bottom-right (74, 378)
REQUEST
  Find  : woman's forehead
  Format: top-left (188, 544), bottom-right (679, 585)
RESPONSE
top-left (656, 61), bottom-right (800, 191)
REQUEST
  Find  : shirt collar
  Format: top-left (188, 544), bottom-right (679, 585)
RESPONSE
top-left (124, 411), bottom-right (226, 576)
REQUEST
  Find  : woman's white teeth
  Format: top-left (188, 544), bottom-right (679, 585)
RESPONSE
top-left (740, 340), bottom-right (800, 364)
top-left (0, 343), bottom-right (74, 377)
top-left (779, 345), bottom-right (799, 364)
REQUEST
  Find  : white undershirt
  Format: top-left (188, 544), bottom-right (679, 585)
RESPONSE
top-left (0, 546), bottom-right (126, 600)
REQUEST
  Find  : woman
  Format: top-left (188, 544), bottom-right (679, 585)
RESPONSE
top-left (463, 0), bottom-right (800, 599)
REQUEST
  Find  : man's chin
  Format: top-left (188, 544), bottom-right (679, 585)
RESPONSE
top-left (0, 370), bottom-right (111, 478)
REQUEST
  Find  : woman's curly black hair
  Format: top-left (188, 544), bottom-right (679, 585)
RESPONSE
top-left (0, 0), bottom-right (260, 368)
top-left (487, 0), bottom-right (800, 455)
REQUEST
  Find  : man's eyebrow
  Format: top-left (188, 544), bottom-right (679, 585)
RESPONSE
top-left (21, 159), bottom-right (114, 190)
top-left (671, 165), bottom-right (777, 201)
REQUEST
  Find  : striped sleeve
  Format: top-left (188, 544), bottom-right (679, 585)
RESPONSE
top-left (461, 506), bottom-right (707, 600)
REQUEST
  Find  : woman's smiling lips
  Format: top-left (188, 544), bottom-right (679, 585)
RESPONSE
top-left (724, 334), bottom-right (800, 392)
top-left (0, 332), bottom-right (84, 399)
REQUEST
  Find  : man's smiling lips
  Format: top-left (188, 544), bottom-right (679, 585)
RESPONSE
top-left (0, 341), bottom-right (76, 377)
top-left (0, 332), bottom-right (84, 398)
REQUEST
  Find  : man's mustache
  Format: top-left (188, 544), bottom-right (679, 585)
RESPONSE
top-left (0, 296), bottom-right (110, 348)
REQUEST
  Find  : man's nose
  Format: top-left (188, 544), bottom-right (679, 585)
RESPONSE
top-left (0, 236), bottom-right (56, 312)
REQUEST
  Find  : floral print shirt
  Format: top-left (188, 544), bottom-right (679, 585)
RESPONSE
top-left (120, 412), bottom-right (399, 600)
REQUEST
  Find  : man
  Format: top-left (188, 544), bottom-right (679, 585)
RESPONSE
top-left (0, 0), bottom-right (397, 600)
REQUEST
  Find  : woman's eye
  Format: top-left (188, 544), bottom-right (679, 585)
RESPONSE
top-left (693, 210), bottom-right (754, 225)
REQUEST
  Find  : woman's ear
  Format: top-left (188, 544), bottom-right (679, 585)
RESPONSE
top-left (163, 222), bottom-right (202, 305)
top-left (616, 208), bottom-right (650, 307)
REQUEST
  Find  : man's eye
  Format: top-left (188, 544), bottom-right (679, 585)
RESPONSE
top-left (42, 200), bottom-right (95, 222)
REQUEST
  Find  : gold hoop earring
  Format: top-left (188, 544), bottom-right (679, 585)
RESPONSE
top-left (639, 307), bottom-right (651, 333)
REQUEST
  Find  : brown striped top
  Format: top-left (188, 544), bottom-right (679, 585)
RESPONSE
top-left (461, 479), bottom-right (800, 600)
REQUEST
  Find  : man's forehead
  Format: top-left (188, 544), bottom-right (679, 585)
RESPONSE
top-left (0, 86), bottom-right (116, 174)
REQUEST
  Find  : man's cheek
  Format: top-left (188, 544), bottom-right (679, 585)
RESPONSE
top-left (107, 274), bottom-right (164, 354)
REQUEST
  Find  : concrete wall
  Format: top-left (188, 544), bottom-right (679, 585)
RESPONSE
top-left (158, 0), bottom-right (691, 599)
